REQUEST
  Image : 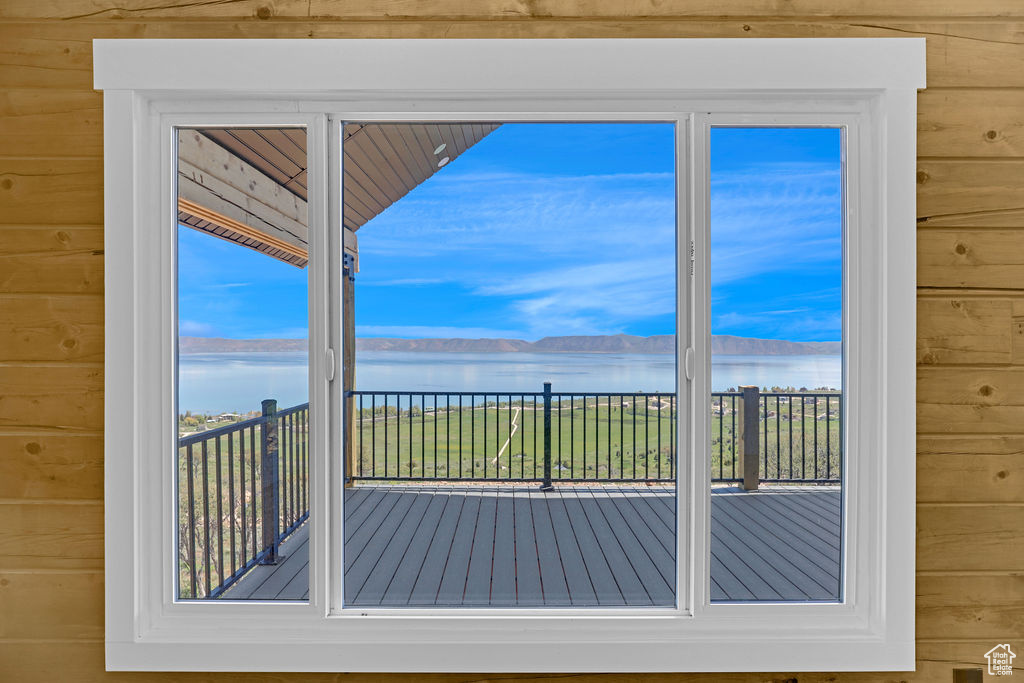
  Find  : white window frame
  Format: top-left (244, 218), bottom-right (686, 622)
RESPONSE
top-left (98, 38), bottom-right (924, 673)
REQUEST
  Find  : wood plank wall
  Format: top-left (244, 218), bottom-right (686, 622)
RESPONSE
top-left (1, 2), bottom-right (1022, 680)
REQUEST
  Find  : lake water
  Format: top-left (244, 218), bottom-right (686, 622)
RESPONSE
top-left (178, 351), bottom-right (841, 414)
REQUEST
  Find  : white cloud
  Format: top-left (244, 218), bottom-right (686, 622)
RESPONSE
top-left (714, 310), bottom-right (841, 341)
top-left (356, 325), bottom-right (525, 339)
top-left (359, 277), bottom-right (446, 287)
top-left (179, 320), bottom-right (216, 336)
top-left (709, 161), bottom-right (842, 286)
top-left (474, 257), bottom-right (676, 338)
top-left (248, 327), bottom-right (309, 339)
top-left (206, 282), bottom-right (252, 289)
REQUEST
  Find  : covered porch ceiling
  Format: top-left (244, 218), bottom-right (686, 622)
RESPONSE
top-left (177, 123), bottom-right (500, 269)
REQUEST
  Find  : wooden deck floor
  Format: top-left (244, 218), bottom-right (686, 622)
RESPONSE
top-left (222, 485), bottom-right (841, 605)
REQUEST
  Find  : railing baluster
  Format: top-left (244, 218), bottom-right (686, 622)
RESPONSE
top-left (521, 394), bottom-right (527, 480)
top-left (631, 394), bottom-right (636, 480)
top-left (371, 394), bottom-right (376, 477)
top-left (281, 413), bottom-right (288, 529)
top-left (284, 413), bottom-right (290, 530)
top-left (228, 429), bottom-right (236, 578)
top-left (788, 396), bottom-right (794, 480)
top-left (763, 396), bottom-right (769, 480)
top-left (776, 395), bottom-right (781, 481)
top-left (644, 395), bottom-right (650, 480)
top-left (299, 409), bottom-right (303, 516)
top-left (291, 411), bottom-right (298, 526)
top-left (215, 435), bottom-right (223, 587)
top-left (483, 394), bottom-right (487, 479)
top-left (657, 394), bottom-right (662, 480)
top-left (837, 394), bottom-right (843, 481)
top-left (534, 395), bottom-right (538, 480)
top-left (396, 394), bottom-right (401, 477)
top-left (826, 396), bottom-right (832, 481)
top-left (418, 394), bottom-right (423, 479)
top-left (617, 395), bottom-right (623, 480)
top-left (570, 395), bottom-right (575, 479)
top-left (238, 425), bottom-right (247, 569)
top-left (582, 394), bottom-right (587, 479)
top-left (201, 439), bottom-right (211, 597)
top-left (731, 395), bottom-right (736, 479)
top-left (304, 408), bottom-right (308, 514)
top-left (801, 396), bottom-right (806, 480)
top-left (671, 395), bottom-right (676, 480)
top-left (461, 395), bottom-right (466, 479)
top-left (359, 395), bottom-right (364, 478)
top-left (607, 394), bottom-right (611, 480)
top-left (186, 443), bottom-right (197, 598)
top-left (248, 427), bottom-right (256, 562)
top-left (540, 383), bottom-right (553, 490)
top-left (813, 395), bottom-right (819, 480)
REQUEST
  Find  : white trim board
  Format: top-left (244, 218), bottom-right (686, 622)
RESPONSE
top-left (94, 39), bottom-right (925, 93)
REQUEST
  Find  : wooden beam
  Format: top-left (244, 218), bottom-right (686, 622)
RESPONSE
top-left (177, 129), bottom-right (308, 263)
top-left (177, 197), bottom-right (308, 263)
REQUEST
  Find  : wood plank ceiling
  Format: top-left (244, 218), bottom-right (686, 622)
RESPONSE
top-left (177, 123), bottom-right (500, 267)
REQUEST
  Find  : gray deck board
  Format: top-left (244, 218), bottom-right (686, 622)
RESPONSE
top-left (513, 489), bottom-right (544, 605)
top-left (712, 501), bottom-right (835, 599)
top-left (222, 523), bottom-right (309, 600)
top-left (544, 489), bottom-right (599, 606)
top-left (557, 488), bottom-right (627, 606)
top-left (380, 491), bottom-right (450, 605)
top-left (490, 492), bottom-right (516, 605)
top-left (464, 491), bottom-right (499, 605)
top-left (408, 490), bottom-right (468, 605)
top-left (434, 489), bottom-right (481, 605)
top-left (346, 489), bottom-right (423, 603)
top-left (222, 485), bottom-right (841, 605)
top-left (527, 490), bottom-right (572, 606)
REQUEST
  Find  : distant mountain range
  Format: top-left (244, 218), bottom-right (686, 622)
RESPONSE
top-left (179, 334), bottom-right (840, 356)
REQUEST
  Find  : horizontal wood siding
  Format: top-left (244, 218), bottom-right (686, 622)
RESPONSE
top-left (0, 3), bottom-right (1021, 680)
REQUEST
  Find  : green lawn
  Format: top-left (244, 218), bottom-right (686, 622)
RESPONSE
top-left (710, 394), bottom-right (841, 481)
top-left (351, 396), bottom-right (676, 481)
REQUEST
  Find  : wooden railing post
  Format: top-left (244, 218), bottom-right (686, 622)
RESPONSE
top-left (540, 382), bottom-right (554, 491)
top-left (343, 242), bottom-right (357, 486)
top-left (259, 399), bottom-right (280, 564)
top-left (738, 386), bottom-right (760, 491)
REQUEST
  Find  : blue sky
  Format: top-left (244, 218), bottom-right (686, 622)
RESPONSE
top-left (178, 124), bottom-right (841, 342)
top-left (710, 127), bottom-right (842, 342)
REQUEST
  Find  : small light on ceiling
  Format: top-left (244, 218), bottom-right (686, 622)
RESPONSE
top-left (437, 156), bottom-right (450, 168)
top-left (433, 143), bottom-right (447, 155)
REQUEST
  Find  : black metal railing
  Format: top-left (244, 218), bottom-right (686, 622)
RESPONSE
top-left (711, 389), bottom-right (841, 484)
top-left (348, 383), bottom-right (676, 484)
top-left (348, 384), bottom-right (841, 486)
top-left (177, 399), bottom-right (309, 599)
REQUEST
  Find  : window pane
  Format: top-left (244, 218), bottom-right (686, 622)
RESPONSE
top-left (175, 127), bottom-right (310, 601)
top-left (709, 127), bottom-right (843, 603)
top-left (343, 122), bottom-right (678, 607)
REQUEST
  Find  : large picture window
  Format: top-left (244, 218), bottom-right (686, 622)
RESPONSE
top-left (98, 38), bottom-right (923, 672)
